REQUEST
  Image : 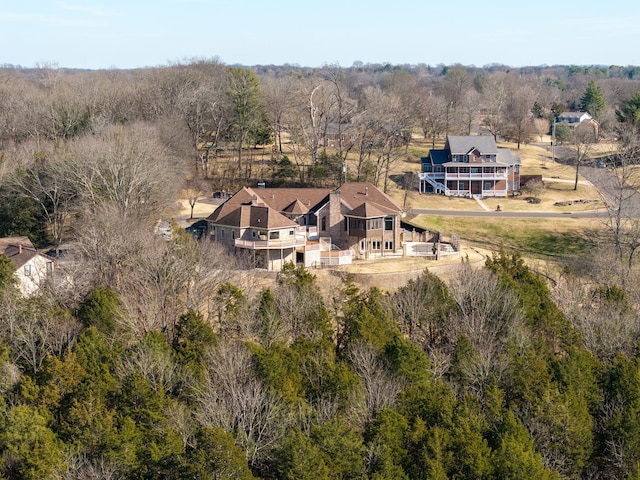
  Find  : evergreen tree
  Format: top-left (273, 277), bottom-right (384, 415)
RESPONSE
top-left (77, 286), bottom-right (122, 335)
top-left (616, 92), bottom-right (640, 125)
top-left (580, 81), bottom-right (606, 121)
top-left (0, 255), bottom-right (16, 294)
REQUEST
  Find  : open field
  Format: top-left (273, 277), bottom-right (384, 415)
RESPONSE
top-left (410, 214), bottom-right (601, 261)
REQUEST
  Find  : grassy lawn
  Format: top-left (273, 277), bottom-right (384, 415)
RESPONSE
top-left (411, 214), bottom-right (600, 261)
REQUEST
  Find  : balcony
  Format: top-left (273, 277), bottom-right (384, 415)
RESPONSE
top-left (235, 236), bottom-right (307, 250)
top-left (444, 171), bottom-right (507, 180)
top-left (419, 171), bottom-right (445, 178)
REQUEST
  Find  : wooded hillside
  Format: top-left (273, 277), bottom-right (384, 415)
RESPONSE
top-left (3, 61), bottom-right (640, 478)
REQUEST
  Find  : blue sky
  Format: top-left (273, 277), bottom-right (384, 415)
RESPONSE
top-left (2, 0), bottom-right (639, 69)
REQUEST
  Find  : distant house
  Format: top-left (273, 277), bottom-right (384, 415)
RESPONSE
top-left (557, 111), bottom-right (593, 125)
top-left (319, 123), bottom-right (359, 149)
top-left (418, 135), bottom-right (521, 197)
top-left (206, 182), bottom-right (402, 270)
top-left (557, 111), bottom-right (600, 138)
top-left (0, 237), bottom-right (54, 295)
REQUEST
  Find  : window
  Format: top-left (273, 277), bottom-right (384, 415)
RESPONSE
top-left (289, 230), bottom-right (294, 236)
top-left (372, 241), bottom-right (381, 250)
top-left (459, 182), bottom-right (466, 190)
top-left (252, 230), bottom-right (257, 238)
top-left (384, 240), bottom-right (394, 250)
top-left (344, 218), bottom-right (348, 231)
top-left (367, 218), bottom-right (382, 230)
top-left (321, 216), bottom-right (327, 231)
top-left (385, 217), bottom-right (393, 231)
top-left (484, 182), bottom-right (492, 190)
top-left (24, 264), bottom-right (31, 276)
top-left (232, 230), bottom-right (235, 239)
top-left (269, 231), bottom-right (280, 240)
top-left (221, 229), bottom-right (225, 239)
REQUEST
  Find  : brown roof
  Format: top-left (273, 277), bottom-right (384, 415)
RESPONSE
top-left (208, 203), bottom-right (296, 230)
top-left (253, 188), bottom-right (330, 213)
top-left (207, 182), bottom-right (401, 229)
top-left (346, 201), bottom-right (391, 218)
top-left (282, 199), bottom-right (310, 214)
top-left (337, 182), bottom-right (401, 216)
top-left (0, 237), bottom-right (39, 269)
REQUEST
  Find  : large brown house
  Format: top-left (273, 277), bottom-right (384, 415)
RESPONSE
top-left (206, 182), bottom-right (402, 270)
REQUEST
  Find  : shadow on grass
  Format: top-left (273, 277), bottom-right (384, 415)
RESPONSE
top-left (522, 229), bottom-right (598, 258)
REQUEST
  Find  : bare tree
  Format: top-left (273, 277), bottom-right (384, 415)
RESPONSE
top-left (503, 82), bottom-right (535, 149)
top-left (196, 341), bottom-right (288, 467)
top-left (533, 117), bottom-right (550, 142)
top-left (388, 270), bottom-right (451, 348)
top-left (348, 341), bottom-right (403, 423)
top-left (459, 89), bottom-right (482, 135)
top-left (571, 125), bottom-right (596, 191)
top-left (416, 89), bottom-right (449, 148)
top-left (261, 75), bottom-right (293, 154)
top-left (288, 77), bottom-right (331, 169)
top-left (361, 85), bottom-right (412, 191)
top-left (116, 337), bottom-right (180, 395)
top-left (9, 145), bottom-right (78, 255)
top-left (446, 263), bottom-right (524, 392)
top-left (184, 177), bottom-right (205, 220)
top-left (553, 276), bottom-right (640, 360)
top-left (321, 64), bottom-right (357, 163)
top-left (599, 137), bottom-right (640, 272)
top-left (65, 123), bottom-right (180, 220)
top-left (522, 179), bottom-right (545, 202)
top-left (176, 67), bottom-right (228, 179)
top-left (480, 72), bottom-right (509, 140)
top-left (0, 296), bottom-right (81, 374)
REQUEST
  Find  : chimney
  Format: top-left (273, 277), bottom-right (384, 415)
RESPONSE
top-left (365, 186), bottom-right (368, 196)
top-left (18, 244), bottom-right (22, 254)
top-left (251, 195), bottom-right (258, 206)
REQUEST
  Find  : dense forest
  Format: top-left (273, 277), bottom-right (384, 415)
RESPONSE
top-left (3, 60), bottom-right (640, 478)
top-left (2, 249), bottom-right (640, 479)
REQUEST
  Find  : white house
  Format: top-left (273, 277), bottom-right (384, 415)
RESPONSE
top-left (0, 237), bottom-right (54, 295)
top-left (557, 111), bottom-right (600, 138)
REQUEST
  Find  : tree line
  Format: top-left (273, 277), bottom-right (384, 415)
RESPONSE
top-left (3, 61), bottom-right (640, 194)
top-left (4, 60), bottom-right (640, 256)
top-left (2, 248), bottom-right (640, 478)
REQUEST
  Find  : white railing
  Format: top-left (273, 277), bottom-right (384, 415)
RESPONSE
top-left (419, 172), bottom-right (445, 180)
top-left (235, 237), bottom-right (306, 249)
top-left (320, 249), bottom-right (353, 266)
top-left (446, 172), bottom-right (507, 179)
top-left (419, 174), bottom-right (450, 195)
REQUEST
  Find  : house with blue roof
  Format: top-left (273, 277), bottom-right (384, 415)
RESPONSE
top-left (418, 135), bottom-right (521, 197)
